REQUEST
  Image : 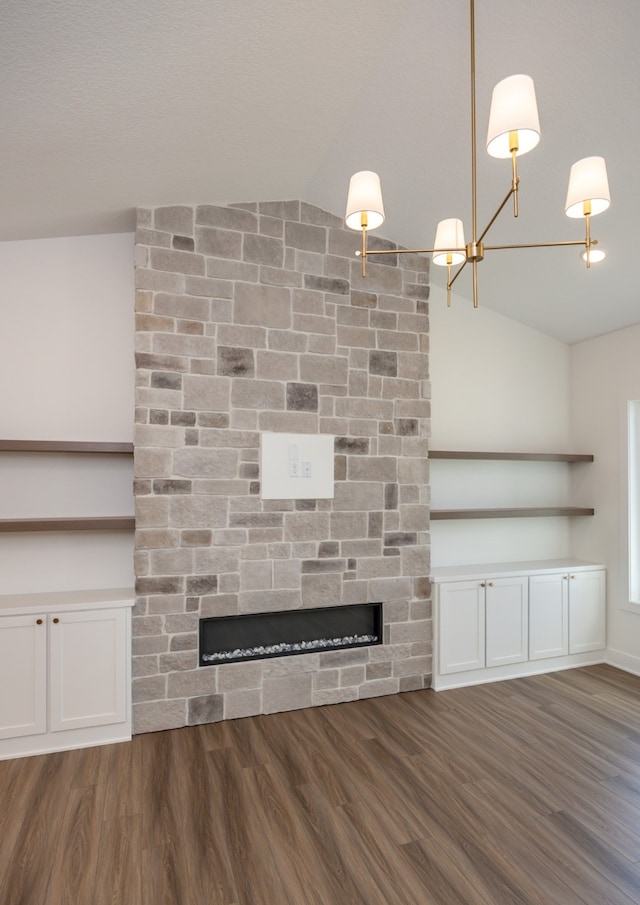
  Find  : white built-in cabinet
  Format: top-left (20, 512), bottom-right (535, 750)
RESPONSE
top-left (485, 577), bottom-right (529, 668)
top-left (438, 576), bottom-right (529, 675)
top-left (433, 561), bottom-right (605, 690)
top-left (529, 570), bottom-right (606, 659)
top-left (0, 588), bottom-right (134, 760)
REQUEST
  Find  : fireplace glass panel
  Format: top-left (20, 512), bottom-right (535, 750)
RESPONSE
top-left (199, 603), bottom-right (382, 666)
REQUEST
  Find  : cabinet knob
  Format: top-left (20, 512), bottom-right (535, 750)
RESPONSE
top-left (488, 582), bottom-right (494, 587)
top-left (570, 575), bottom-right (576, 580)
top-left (480, 582), bottom-right (486, 588)
top-left (52, 617), bottom-right (59, 624)
top-left (36, 618), bottom-right (43, 625)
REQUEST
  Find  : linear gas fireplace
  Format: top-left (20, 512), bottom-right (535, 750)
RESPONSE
top-left (199, 603), bottom-right (382, 666)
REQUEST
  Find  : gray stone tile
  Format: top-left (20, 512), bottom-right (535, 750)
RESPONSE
top-left (188, 694), bottom-right (224, 725)
top-left (196, 204), bottom-right (257, 231)
top-left (133, 699), bottom-right (186, 734)
top-left (286, 382), bottom-right (318, 412)
top-left (224, 689), bottom-right (262, 720)
top-left (262, 674), bottom-right (313, 714)
top-left (217, 346), bottom-right (255, 377)
top-left (235, 283), bottom-right (291, 328)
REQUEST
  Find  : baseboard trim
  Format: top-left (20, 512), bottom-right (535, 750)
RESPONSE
top-left (605, 648), bottom-right (640, 677)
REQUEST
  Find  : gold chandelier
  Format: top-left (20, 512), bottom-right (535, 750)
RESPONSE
top-left (344, 0), bottom-right (610, 308)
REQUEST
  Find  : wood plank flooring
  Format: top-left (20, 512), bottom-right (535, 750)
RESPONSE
top-left (2, 664), bottom-right (640, 904)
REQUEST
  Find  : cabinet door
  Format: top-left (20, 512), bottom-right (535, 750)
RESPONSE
top-left (0, 614), bottom-right (47, 739)
top-left (485, 577), bottom-right (528, 667)
top-left (529, 573), bottom-right (569, 660)
top-left (49, 608), bottom-right (128, 732)
top-left (569, 570), bottom-right (606, 653)
top-left (438, 581), bottom-right (485, 674)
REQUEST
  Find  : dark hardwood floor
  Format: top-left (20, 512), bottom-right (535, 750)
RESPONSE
top-left (2, 664), bottom-right (640, 904)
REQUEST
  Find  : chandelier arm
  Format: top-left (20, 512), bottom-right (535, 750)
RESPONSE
top-left (484, 239), bottom-right (593, 251)
top-left (447, 258), bottom-right (468, 291)
top-left (477, 186), bottom-right (517, 244)
top-left (356, 247), bottom-right (466, 257)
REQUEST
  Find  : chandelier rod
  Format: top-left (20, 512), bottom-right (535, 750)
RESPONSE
top-left (356, 236), bottom-right (594, 258)
top-left (470, 0), bottom-right (478, 247)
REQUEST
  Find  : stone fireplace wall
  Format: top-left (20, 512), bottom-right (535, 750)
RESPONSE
top-left (133, 200), bottom-right (431, 734)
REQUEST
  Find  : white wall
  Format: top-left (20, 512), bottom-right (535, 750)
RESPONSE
top-left (571, 323), bottom-right (640, 672)
top-left (429, 293), bottom-right (573, 567)
top-left (0, 234), bottom-right (135, 594)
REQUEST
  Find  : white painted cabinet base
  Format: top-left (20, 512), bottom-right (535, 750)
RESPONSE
top-left (0, 588), bottom-right (134, 760)
top-left (433, 560), bottom-right (605, 691)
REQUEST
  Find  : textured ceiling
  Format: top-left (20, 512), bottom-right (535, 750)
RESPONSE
top-left (2, 0), bottom-right (638, 343)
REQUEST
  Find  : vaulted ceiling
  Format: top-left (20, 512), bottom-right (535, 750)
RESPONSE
top-left (2, 0), bottom-right (638, 343)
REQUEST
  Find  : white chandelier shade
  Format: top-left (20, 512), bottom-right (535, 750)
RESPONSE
top-left (345, 171), bottom-right (385, 231)
top-left (486, 74), bottom-right (540, 158)
top-left (565, 156), bottom-right (611, 219)
top-left (432, 219), bottom-right (466, 266)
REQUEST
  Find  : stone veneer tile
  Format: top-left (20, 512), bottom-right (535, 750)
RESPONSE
top-left (313, 688), bottom-right (358, 706)
top-left (313, 669), bottom-right (340, 690)
top-left (286, 382), bottom-right (318, 412)
top-left (154, 206), bottom-right (194, 235)
top-left (340, 666), bottom-right (366, 687)
top-left (195, 226), bottom-right (242, 260)
top-left (243, 233), bottom-right (284, 267)
top-left (238, 589), bottom-right (301, 613)
top-left (300, 354), bottom-right (348, 385)
top-left (392, 656), bottom-right (431, 678)
top-left (234, 283), bottom-right (291, 328)
top-left (255, 350), bottom-right (298, 381)
top-left (224, 689), bottom-right (262, 720)
top-left (262, 674), bottom-right (313, 714)
top-left (273, 559), bottom-right (301, 588)
top-left (240, 560), bottom-right (273, 591)
top-left (358, 678), bottom-right (399, 699)
top-left (167, 669), bottom-right (217, 698)
top-left (217, 346), bottom-right (255, 378)
top-left (133, 699), bottom-right (186, 733)
top-left (232, 379), bottom-right (285, 411)
top-left (188, 694), bottom-right (224, 725)
top-left (196, 204), bottom-right (257, 231)
top-left (262, 653), bottom-right (320, 677)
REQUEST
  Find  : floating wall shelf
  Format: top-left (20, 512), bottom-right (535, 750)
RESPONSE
top-left (0, 440), bottom-right (133, 454)
top-left (429, 450), bottom-right (595, 521)
top-left (0, 441), bottom-right (134, 533)
top-left (0, 518), bottom-right (135, 533)
top-left (431, 507), bottom-right (595, 521)
top-left (429, 450), bottom-right (593, 462)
